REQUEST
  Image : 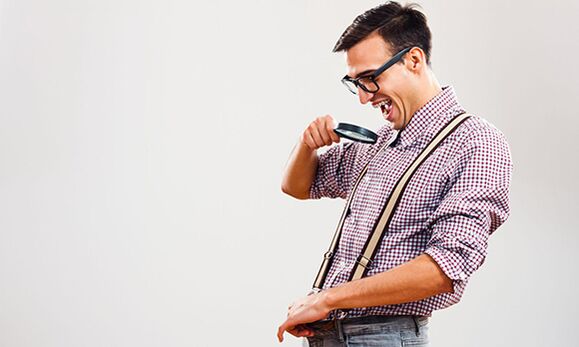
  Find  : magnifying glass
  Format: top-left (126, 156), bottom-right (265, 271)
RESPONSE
top-left (334, 123), bottom-right (378, 144)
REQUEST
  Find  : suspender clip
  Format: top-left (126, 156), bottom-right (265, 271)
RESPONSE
top-left (356, 255), bottom-right (374, 269)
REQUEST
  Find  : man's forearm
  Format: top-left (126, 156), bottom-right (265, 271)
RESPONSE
top-left (322, 254), bottom-right (454, 311)
top-left (281, 141), bottom-right (318, 199)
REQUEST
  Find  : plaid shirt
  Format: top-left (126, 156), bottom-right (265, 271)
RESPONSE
top-left (310, 86), bottom-right (512, 318)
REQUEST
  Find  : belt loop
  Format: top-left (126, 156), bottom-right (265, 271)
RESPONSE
top-left (334, 316), bottom-right (345, 342)
top-left (412, 316), bottom-right (420, 336)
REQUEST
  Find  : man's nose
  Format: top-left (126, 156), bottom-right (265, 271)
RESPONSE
top-left (358, 88), bottom-right (374, 104)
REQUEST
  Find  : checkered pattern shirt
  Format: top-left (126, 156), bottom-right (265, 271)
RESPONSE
top-left (310, 86), bottom-right (512, 318)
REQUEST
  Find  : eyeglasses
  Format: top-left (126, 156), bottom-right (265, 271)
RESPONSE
top-left (341, 47), bottom-right (412, 95)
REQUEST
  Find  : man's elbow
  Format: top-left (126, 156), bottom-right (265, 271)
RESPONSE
top-left (423, 253), bottom-right (455, 294)
top-left (281, 183), bottom-right (310, 200)
top-left (438, 274), bottom-right (454, 294)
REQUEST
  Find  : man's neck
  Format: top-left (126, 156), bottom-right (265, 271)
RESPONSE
top-left (409, 73), bottom-right (443, 118)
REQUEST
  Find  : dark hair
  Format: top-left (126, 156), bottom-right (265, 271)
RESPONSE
top-left (333, 2), bottom-right (432, 65)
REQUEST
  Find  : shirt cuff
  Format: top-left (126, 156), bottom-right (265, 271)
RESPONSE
top-left (424, 245), bottom-right (470, 292)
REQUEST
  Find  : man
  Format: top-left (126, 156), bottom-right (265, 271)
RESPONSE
top-left (277, 2), bottom-right (512, 346)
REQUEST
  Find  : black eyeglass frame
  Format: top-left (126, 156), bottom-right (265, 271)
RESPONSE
top-left (341, 47), bottom-right (412, 95)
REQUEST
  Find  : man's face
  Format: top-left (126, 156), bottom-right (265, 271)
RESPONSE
top-left (344, 33), bottom-right (415, 130)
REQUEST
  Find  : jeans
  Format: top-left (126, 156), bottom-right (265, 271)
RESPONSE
top-left (304, 315), bottom-right (429, 347)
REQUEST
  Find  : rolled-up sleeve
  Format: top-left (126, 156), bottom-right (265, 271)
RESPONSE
top-left (309, 142), bottom-right (361, 200)
top-left (424, 125), bottom-right (512, 292)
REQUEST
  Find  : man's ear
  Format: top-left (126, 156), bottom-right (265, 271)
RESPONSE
top-left (405, 47), bottom-right (426, 73)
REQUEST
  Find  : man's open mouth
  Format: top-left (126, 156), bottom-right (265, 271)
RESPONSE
top-left (374, 99), bottom-right (393, 120)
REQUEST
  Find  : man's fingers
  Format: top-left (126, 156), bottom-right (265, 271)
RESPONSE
top-left (277, 317), bottom-right (299, 342)
top-left (277, 322), bottom-right (291, 342)
top-left (324, 117), bottom-right (341, 143)
top-left (277, 318), bottom-right (293, 342)
top-left (302, 132), bottom-right (317, 150)
top-left (278, 325), bottom-right (313, 342)
top-left (301, 115), bottom-right (340, 150)
top-left (286, 327), bottom-right (300, 337)
top-left (314, 120), bottom-right (332, 146)
top-left (289, 325), bottom-right (314, 337)
top-left (288, 330), bottom-right (313, 338)
top-left (308, 125), bottom-right (325, 148)
top-left (329, 129), bottom-right (341, 143)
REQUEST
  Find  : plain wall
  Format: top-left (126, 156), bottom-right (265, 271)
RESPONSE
top-left (1, 0), bottom-right (578, 346)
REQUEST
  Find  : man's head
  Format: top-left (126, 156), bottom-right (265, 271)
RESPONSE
top-left (334, 2), bottom-right (439, 130)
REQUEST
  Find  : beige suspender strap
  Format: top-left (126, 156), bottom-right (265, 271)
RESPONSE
top-left (311, 134), bottom-right (397, 291)
top-left (349, 113), bottom-right (471, 281)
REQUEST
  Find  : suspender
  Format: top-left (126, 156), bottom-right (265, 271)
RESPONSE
top-left (311, 132), bottom-right (397, 290)
top-left (312, 113), bottom-right (471, 292)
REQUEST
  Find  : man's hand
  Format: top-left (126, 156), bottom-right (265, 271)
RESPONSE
top-left (276, 292), bottom-right (332, 343)
top-left (300, 115), bottom-right (341, 151)
top-left (281, 115), bottom-right (341, 199)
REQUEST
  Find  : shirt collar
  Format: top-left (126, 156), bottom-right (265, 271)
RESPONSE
top-left (395, 86), bottom-right (465, 149)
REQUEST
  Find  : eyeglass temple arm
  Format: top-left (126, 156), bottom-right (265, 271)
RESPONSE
top-left (372, 47), bottom-right (412, 77)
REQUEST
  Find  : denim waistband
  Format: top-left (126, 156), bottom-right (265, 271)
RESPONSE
top-left (305, 315), bottom-right (428, 340)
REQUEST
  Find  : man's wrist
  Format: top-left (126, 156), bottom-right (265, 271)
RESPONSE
top-left (319, 288), bottom-right (339, 312)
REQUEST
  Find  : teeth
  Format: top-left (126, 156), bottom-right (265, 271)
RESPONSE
top-left (373, 99), bottom-right (392, 109)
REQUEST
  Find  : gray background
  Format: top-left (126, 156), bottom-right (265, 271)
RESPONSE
top-left (1, 0), bottom-right (578, 346)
